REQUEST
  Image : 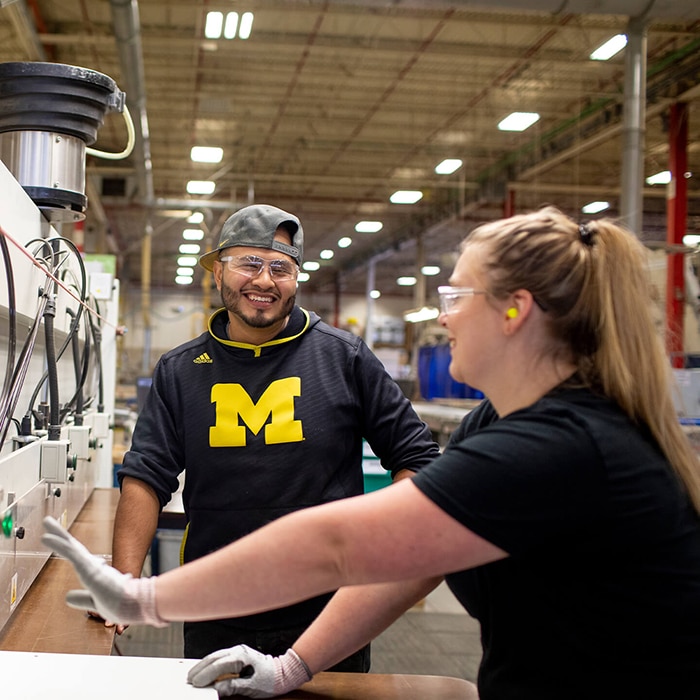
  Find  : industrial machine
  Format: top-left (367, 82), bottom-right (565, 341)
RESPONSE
top-left (0, 62), bottom-right (124, 635)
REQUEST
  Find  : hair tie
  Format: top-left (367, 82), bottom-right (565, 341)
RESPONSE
top-left (579, 223), bottom-right (594, 247)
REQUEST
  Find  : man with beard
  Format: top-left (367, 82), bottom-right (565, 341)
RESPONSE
top-left (109, 204), bottom-right (440, 670)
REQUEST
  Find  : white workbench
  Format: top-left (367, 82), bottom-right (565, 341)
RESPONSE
top-left (0, 650), bottom-right (217, 700)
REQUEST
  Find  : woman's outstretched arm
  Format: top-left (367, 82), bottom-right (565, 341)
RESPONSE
top-left (43, 479), bottom-right (506, 626)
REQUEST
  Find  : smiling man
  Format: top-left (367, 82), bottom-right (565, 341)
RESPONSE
top-left (108, 204), bottom-right (440, 670)
top-left (206, 206), bottom-right (301, 342)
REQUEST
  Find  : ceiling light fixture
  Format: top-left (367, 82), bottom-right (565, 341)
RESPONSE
top-left (397, 276), bottom-right (417, 286)
top-left (187, 212), bottom-right (204, 224)
top-left (298, 272), bottom-right (310, 283)
top-left (175, 275), bottom-right (194, 285)
top-left (223, 12), bottom-right (239, 39)
top-left (404, 306), bottom-right (439, 323)
top-left (187, 180), bottom-right (216, 195)
top-left (205, 11), bottom-right (253, 40)
top-left (498, 112), bottom-right (540, 132)
top-left (355, 220), bottom-right (383, 233)
top-left (191, 146), bottom-right (223, 163)
top-left (178, 256), bottom-right (198, 267)
top-left (177, 267), bottom-right (195, 276)
top-left (390, 190), bottom-right (423, 204)
top-left (179, 243), bottom-right (201, 255)
top-left (590, 34), bottom-right (628, 61)
top-left (370, 290), bottom-right (381, 299)
top-left (204, 12), bottom-right (224, 39)
top-left (238, 12), bottom-right (254, 39)
top-left (682, 235), bottom-right (700, 247)
top-left (646, 170), bottom-right (671, 185)
top-left (338, 237), bottom-right (352, 248)
top-left (303, 261), bottom-right (320, 271)
top-left (183, 228), bottom-right (204, 241)
top-left (319, 249), bottom-right (334, 260)
top-left (421, 265), bottom-right (441, 276)
top-left (435, 159), bottom-right (462, 175)
top-left (581, 201), bottom-right (610, 214)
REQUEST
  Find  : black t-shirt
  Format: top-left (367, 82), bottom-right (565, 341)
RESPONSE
top-left (413, 387), bottom-right (700, 699)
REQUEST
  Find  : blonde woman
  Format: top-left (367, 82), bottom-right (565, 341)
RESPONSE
top-left (45, 207), bottom-right (700, 699)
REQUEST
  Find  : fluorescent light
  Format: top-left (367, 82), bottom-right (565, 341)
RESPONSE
top-left (298, 272), bottom-right (310, 282)
top-left (421, 265), bottom-right (440, 276)
top-left (177, 267), bottom-right (195, 276)
top-left (191, 146), bottom-right (223, 163)
top-left (581, 201), bottom-right (609, 214)
top-left (179, 243), bottom-right (201, 255)
top-left (239, 12), bottom-right (254, 39)
top-left (338, 237), bottom-right (352, 248)
top-left (178, 256), bottom-right (198, 266)
top-left (646, 170), bottom-right (671, 185)
top-left (498, 112), bottom-right (540, 132)
top-left (224, 12), bottom-right (239, 39)
top-left (319, 249), bottom-right (334, 260)
top-left (355, 220), bottom-right (383, 233)
top-left (390, 190), bottom-right (423, 204)
top-left (187, 212), bottom-right (204, 224)
top-left (683, 235), bottom-right (700, 247)
top-left (175, 275), bottom-right (194, 285)
top-left (590, 34), bottom-right (627, 61)
top-left (370, 289), bottom-right (381, 299)
top-left (397, 276), bottom-right (417, 286)
top-left (183, 228), bottom-right (204, 240)
top-left (435, 159), bottom-right (462, 175)
top-left (303, 261), bottom-right (320, 271)
top-left (187, 180), bottom-right (216, 195)
top-left (205, 11), bottom-right (223, 39)
top-left (404, 306), bottom-right (439, 323)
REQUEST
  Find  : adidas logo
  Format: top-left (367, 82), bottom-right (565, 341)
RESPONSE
top-left (193, 353), bottom-right (213, 364)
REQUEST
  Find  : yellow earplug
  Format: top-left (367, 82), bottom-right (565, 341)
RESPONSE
top-left (506, 307), bottom-right (519, 319)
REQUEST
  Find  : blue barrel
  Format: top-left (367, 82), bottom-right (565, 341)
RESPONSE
top-left (418, 344), bottom-right (483, 400)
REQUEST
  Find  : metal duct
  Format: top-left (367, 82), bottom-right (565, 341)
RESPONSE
top-left (109, 0), bottom-right (153, 204)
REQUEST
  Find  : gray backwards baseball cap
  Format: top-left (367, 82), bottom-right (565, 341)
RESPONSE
top-left (199, 204), bottom-right (303, 271)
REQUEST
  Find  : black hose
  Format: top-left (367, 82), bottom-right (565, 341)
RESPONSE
top-left (2, 291), bottom-right (48, 445)
top-left (66, 307), bottom-right (84, 425)
top-left (0, 231), bottom-right (17, 451)
top-left (0, 232), bottom-right (16, 409)
top-left (44, 297), bottom-right (61, 441)
top-left (23, 236), bottom-right (89, 429)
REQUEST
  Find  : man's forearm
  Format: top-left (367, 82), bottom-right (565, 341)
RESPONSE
top-left (112, 477), bottom-right (161, 577)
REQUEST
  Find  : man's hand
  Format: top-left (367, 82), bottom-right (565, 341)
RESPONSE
top-left (187, 645), bottom-right (312, 698)
top-left (41, 516), bottom-right (167, 628)
top-left (87, 610), bottom-right (128, 635)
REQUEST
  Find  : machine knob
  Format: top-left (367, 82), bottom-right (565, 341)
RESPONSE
top-left (15, 526), bottom-right (25, 540)
top-left (52, 487), bottom-right (62, 497)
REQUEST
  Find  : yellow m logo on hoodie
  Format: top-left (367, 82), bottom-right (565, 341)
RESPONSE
top-left (209, 377), bottom-right (303, 446)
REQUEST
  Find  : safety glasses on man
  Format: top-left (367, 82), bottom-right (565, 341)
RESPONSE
top-left (219, 254), bottom-right (299, 282)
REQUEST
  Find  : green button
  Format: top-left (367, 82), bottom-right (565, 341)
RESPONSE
top-left (1, 513), bottom-right (13, 538)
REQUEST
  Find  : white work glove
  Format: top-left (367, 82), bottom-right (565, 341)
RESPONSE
top-left (187, 645), bottom-right (312, 698)
top-left (41, 516), bottom-right (167, 628)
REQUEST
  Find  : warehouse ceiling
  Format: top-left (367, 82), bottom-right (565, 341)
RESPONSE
top-left (1, 0), bottom-right (699, 308)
